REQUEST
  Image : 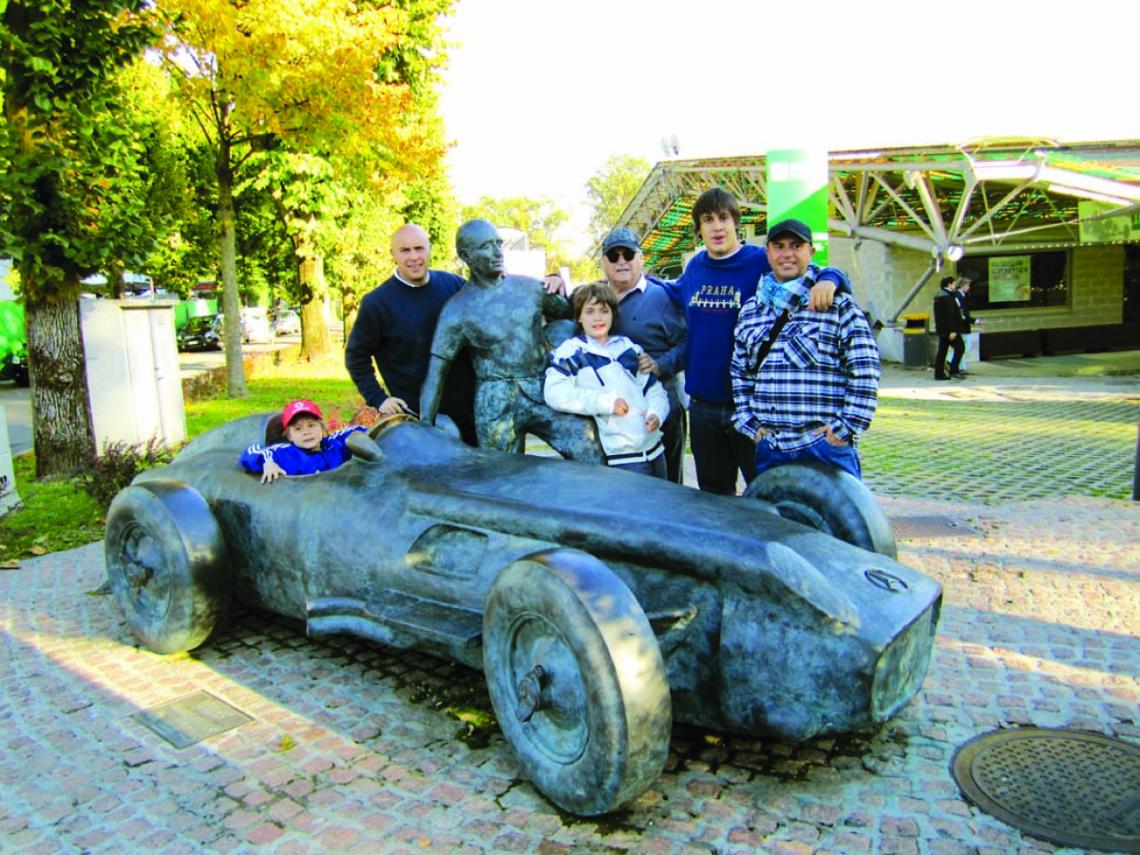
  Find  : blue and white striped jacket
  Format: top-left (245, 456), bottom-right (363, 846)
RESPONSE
top-left (544, 334), bottom-right (669, 462)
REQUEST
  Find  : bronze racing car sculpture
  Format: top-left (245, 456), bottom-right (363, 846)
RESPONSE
top-left (104, 414), bottom-right (941, 815)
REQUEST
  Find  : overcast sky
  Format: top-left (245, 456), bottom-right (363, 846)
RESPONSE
top-left (439, 0), bottom-right (1134, 250)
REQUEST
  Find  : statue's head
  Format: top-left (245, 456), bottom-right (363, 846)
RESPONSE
top-left (456, 219), bottom-right (504, 281)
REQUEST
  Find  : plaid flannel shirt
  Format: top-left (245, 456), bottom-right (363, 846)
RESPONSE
top-left (731, 275), bottom-right (880, 451)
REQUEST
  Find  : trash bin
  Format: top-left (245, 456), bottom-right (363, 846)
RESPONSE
top-left (902, 313), bottom-right (929, 369)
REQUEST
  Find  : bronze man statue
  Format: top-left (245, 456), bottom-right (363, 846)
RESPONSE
top-left (420, 219), bottom-right (605, 462)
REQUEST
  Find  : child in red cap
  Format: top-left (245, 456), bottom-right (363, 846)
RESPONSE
top-left (239, 399), bottom-right (366, 483)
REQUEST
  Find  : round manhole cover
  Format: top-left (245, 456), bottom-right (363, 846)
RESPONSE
top-left (951, 727), bottom-right (1140, 852)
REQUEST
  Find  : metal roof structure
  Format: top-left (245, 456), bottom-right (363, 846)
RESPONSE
top-left (619, 139), bottom-right (1140, 279)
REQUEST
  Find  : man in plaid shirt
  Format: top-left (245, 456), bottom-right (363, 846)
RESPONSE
top-left (730, 219), bottom-right (880, 480)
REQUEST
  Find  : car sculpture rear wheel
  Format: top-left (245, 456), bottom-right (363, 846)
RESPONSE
top-left (744, 461), bottom-right (897, 558)
top-left (104, 480), bottom-right (229, 654)
top-left (482, 549), bottom-right (672, 815)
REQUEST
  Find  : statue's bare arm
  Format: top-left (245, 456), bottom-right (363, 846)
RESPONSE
top-left (542, 290), bottom-right (572, 321)
top-left (419, 310), bottom-right (467, 425)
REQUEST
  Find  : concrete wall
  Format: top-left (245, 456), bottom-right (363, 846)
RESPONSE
top-left (830, 238), bottom-right (933, 328)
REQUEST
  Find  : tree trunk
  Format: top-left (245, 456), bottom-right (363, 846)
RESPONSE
top-left (216, 146), bottom-right (247, 397)
top-left (26, 273), bottom-right (97, 478)
top-left (299, 252), bottom-right (333, 359)
top-left (342, 284), bottom-right (360, 343)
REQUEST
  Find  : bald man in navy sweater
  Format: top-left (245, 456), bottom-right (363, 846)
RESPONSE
top-left (345, 224), bottom-right (479, 445)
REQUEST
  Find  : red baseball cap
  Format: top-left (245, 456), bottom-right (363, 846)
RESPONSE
top-left (281, 399), bottom-right (323, 428)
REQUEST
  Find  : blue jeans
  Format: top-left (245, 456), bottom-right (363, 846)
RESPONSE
top-left (753, 433), bottom-right (863, 480)
top-left (689, 398), bottom-right (756, 495)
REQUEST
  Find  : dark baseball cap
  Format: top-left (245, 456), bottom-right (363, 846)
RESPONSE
top-left (766, 218), bottom-right (813, 244)
top-left (601, 227), bottom-right (640, 254)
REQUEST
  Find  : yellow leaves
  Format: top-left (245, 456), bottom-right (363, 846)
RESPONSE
top-left (165, 0), bottom-right (422, 159)
top-left (277, 733), bottom-right (297, 752)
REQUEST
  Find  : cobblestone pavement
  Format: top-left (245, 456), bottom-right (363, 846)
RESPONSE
top-left (865, 367), bottom-right (1140, 503)
top-left (1, 372), bottom-right (1139, 853)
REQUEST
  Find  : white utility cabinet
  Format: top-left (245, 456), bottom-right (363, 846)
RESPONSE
top-left (0, 404), bottom-right (21, 516)
top-left (81, 299), bottom-right (186, 454)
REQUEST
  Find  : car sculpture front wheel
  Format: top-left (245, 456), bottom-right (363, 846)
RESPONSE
top-left (104, 480), bottom-right (229, 654)
top-left (482, 549), bottom-right (671, 815)
top-left (744, 461), bottom-right (898, 558)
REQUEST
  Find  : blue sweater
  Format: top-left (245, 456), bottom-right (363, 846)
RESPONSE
top-left (345, 271), bottom-right (476, 419)
top-left (239, 426), bottom-right (366, 477)
top-left (611, 277), bottom-right (687, 380)
top-left (660, 245), bottom-right (849, 405)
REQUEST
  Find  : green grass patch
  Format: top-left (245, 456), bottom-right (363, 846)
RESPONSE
top-left (0, 452), bottom-right (105, 563)
top-left (2, 348), bottom-right (370, 561)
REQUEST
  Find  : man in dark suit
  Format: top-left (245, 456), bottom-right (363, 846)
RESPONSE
top-left (933, 276), bottom-right (965, 380)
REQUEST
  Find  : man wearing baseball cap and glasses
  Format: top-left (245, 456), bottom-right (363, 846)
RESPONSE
top-left (730, 218), bottom-right (880, 480)
top-left (598, 226), bottom-right (688, 483)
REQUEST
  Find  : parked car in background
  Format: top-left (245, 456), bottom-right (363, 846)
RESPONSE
top-left (0, 342), bottom-right (29, 387)
top-left (0, 301), bottom-right (29, 386)
top-left (271, 309), bottom-right (300, 337)
top-left (176, 315), bottom-right (223, 351)
top-left (240, 308), bottom-right (273, 344)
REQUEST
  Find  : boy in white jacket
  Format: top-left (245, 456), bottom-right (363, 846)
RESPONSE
top-left (544, 283), bottom-right (670, 477)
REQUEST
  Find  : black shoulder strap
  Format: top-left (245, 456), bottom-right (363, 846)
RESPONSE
top-left (755, 310), bottom-right (791, 367)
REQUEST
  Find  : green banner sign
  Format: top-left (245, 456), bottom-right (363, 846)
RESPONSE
top-left (766, 149), bottom-right (829, 265)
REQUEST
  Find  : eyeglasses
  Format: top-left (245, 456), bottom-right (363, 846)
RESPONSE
top-left (604, 248), bottom-right (637, 263)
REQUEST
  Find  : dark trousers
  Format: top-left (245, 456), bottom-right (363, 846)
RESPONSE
top-left (688, 398), bottom-right (756, 495)
top-left (935, 334), bottom-right (965, 379)
top-left (661, 399), bottom-right (687, 485)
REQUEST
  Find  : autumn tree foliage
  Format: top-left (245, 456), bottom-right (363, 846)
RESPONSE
top-left (160, 0), bottom-right (454, 387)
top-left (0, 0), bottom-right (159, 477)
top-left (586, 154), bottom-right (651, 247)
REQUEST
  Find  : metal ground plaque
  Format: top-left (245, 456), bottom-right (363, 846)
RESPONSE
top-left (134, 691), bottom-right (252, 749)
top-left (951, 727), bottom-right (1140, 852)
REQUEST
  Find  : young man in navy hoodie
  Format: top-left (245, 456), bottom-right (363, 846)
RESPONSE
top-left (660, 188), bottom-right (851, 495)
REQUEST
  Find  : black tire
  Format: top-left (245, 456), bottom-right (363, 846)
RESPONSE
top-left (743, 461), bottom-right (897, 558)
top-left (483, 549), bottom-right (671, 815)
top-left (104, 480), bottom-right (229, 654)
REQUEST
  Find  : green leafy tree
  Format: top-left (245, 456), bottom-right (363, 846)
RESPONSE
top-left (586, 154), bottom-right (650, 246)
top-left (144, 140), bottom-right (219, 298)
top-left (327, 184), bottom-right (403, 340)
top-left (244, 149), bottom-right (347, 354)
top-left (0, 0), bottom-right (158, 477)
top-left (461, 195), bottom-right (570, 272)
top-left (121, 61), bottom-right (218, 298)
top-left (160, 0), bottom-right (453, 380)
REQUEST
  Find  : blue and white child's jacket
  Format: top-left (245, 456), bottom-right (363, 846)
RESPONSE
top-left (544, 334), bottom-right (669, 462)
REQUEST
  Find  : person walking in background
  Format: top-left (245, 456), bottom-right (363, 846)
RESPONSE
top-left (933, 276), bottom-right (965, 380)
top-left (954, 276), bottom-right (978, 375)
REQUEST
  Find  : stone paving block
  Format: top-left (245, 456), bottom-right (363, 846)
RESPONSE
top-left (2, 399), bottom-right (1139, 853)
